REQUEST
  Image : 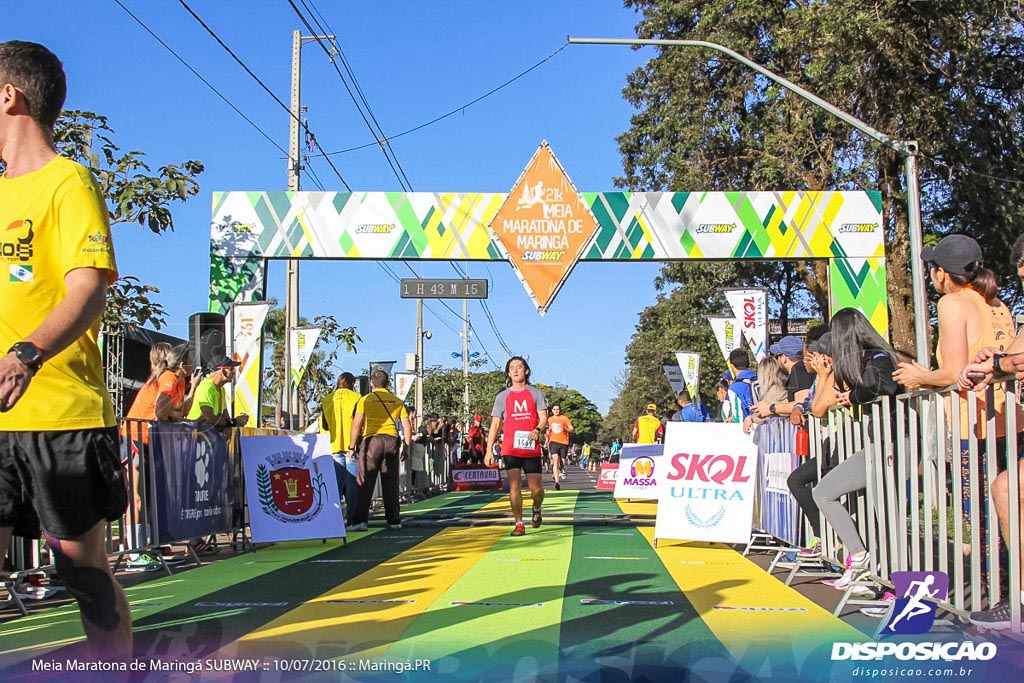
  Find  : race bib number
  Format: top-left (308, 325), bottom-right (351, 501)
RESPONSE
top-left (513, 430), bottom-right (536, 450)
top-left (550, 423), bottom-right (563, 434)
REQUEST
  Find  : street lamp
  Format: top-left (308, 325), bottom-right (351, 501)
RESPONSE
top-left (451, 350), bottom-right (480, 419)
top-left (568, 37), bottom-right (928, 364)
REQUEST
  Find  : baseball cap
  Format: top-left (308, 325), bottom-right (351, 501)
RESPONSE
top-left (769, 335), bottom-right (804, 358)
top-left (920, 234), bottom-right (983, 276)
top-left (646, 403), bottom-right (658, 411)
top-left (209, 353), bottom-right (241, 369)
top-left (808, 332), bottom-right (833, 357)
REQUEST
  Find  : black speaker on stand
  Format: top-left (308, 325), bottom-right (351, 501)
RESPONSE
top-left (188, 312), bottom-right (227, 372)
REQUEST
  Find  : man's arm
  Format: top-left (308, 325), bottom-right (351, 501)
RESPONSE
top-left (0, 268), bottom-right (109, 412)
top-left (348, 412), bottom-right (365, 451)
top-left (485, 416), bottom-right (501, 466)
top-left (400, 414), bottom-right (413, 458)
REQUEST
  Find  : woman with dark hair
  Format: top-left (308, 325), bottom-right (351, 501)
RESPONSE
top-left (811, 308), bottom-right (904, 591)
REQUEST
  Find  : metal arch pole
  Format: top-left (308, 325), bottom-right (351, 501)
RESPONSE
top-left (568, 37), bottom-right (930, 363)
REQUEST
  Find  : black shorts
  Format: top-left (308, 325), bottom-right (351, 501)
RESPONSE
top-left (502, 455), bottom-right (543, 475)
top-left (0, 427), bottom-right (128, 539)
top-left (549, 443), bottom-right (568, 460)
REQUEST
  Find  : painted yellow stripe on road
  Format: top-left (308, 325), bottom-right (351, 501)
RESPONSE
top-left (635, 528), bottom-right (865, 660)
top-left (378, 522), bottom-right (575, 669)
top-left (231, 525), bottom-right (507, 657)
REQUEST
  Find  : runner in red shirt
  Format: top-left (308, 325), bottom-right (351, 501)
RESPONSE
top-left (485, 356), bottom-right (548, 536)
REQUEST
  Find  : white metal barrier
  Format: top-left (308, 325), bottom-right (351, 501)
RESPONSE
top-left (807, 380), bottom-right (1022, 633)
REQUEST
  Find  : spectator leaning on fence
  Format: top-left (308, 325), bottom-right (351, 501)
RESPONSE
top-left (811, 308), bottom-right (904, 592)
top-left (186, 354), bottom-right (249, 431)
top-left (893, 234), bottom-right (1014, 576)
top-left (750, 335), bottom-right (814, 426)
top-left (787, 331), bottom-right (840, 558)
top-left (743, 354), bottom-right (789, 435)
top-left (954, 232), bottom-right (1024, 630)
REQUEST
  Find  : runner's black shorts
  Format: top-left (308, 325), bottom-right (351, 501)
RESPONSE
top-left (0, 427), bottom-right (128, 539)
top-left (549, 442), bottom-right (568, 460)
top-left (501, 455), bottom-right (543, 475)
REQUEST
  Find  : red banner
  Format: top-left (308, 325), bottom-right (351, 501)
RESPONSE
top-left (451, 464), bottom-right (503, 491)
top-left (596, 463), bottom-right (618, 491)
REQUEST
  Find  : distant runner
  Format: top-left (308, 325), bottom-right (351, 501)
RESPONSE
top-left (545, 404), bottom-right (574, 491)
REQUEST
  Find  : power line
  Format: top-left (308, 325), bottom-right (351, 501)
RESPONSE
top-left (114, 0), bottom-right (285, 156)
top-left (176, 0), bottom-right (352, 191)
top-left (316, 41), bottom-right (571, 157)
top-left (287, 0), bottom-right (414, 192)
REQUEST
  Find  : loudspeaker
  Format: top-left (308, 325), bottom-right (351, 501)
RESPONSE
top-left (354, 374), bottom-right (370, 396)
top-left (188, 312), bottom-right (226, 372)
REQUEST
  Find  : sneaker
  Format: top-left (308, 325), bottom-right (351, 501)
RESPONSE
top-left (531, 507), bottom-right (542, 529)
top-left (554, 482), bottom-right (561, 491)
top-left (825, 552), bottom-right (871, 591)
top-left (510, 522), bottom-right (526, 537)
top-left (560, 472), bottom-right (566, 480)
top-left (191, 538), bottom-right (220, 556)
top-left (969, 601), bottom-right (1023, 631)
top-left (797, 538), bottom-right (822, 558)
top-left (125, 553), bottom-right (163, 572)
top-left (387, 523), bottom-right (402, 530)
top-left (859, 592), bottom-right (896, 618)
top-left (349, 522), bottom-right (368, 532)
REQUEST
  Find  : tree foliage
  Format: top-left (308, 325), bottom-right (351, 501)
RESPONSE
top-left (21, 110), bottom-right (205, 330)
top-left (421, 364), bottom-right (603, 444)
top-left (619, 0), bottom-right (1024, 353)
top-left (261, 305), bottom-right (361, 425)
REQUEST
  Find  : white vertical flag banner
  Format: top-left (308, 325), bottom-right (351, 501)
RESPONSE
top-left (707, 317), bottom-right (742, 367)
top-left (289, 327), bottom-right (322, 392)
top-left (724, 288), bottom-right (768, 361)
top-left (675, 352), bottom-right (701, 399)
top-left (662, 364), bottom-right (685, 395)
top-left (394, 372), bottom-right (416, 403)
top-left (230, 301), bottom-right (271, 419)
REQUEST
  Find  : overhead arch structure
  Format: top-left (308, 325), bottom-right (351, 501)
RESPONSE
top-left (210, 143), bottom-right (887, 417)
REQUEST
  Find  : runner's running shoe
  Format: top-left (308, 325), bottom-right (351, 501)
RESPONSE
top-left (511, 522), bottom-right (526, 537)
top-left (532, 507), bottom-right (543, 528)
top-left (125, 553), bottom-right (162, 572)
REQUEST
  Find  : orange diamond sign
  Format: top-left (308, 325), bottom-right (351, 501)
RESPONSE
top-left (490, 142), bottom-right (599, 315)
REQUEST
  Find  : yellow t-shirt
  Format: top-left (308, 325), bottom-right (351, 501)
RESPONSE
top-left (354, 389), bottom-right (407, 438)
top-left (322, 387), bottom-right (361, 453)
top-left (0, 156), bottom-right (117, 431)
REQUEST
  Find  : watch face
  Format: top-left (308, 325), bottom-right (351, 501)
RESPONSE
top-left (13, 342), bottom-right (42, 366)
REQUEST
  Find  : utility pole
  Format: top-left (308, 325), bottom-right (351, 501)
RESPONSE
top-left (284, 29), bottom-right (334, 429)
top-left (415, 298), bottom-right (424, 428)
top-left (284, 29), bottom-right (301, 430)
top-left (462, 298), bottom-right (470, 419)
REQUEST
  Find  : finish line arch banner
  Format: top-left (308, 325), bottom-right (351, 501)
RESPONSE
top-left (209, 143), bottom-right (888, 332)
top-left (240, 434), bottom-right (345, 543)
top-left (655, 422), bottom-right (757, 545)
top-left (613, 443), bottom-right (664, 500)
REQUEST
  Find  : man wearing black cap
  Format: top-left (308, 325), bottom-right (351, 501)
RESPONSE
top-left (186, 354), bottom-right (249, 429)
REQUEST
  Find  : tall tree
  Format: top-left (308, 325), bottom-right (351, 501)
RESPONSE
top-left (1, 110), bottom-right (208, 331)
top-left (619, 1), bottom-right (1024, 352)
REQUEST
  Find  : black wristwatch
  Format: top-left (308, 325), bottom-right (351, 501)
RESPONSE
top-left (769, 404), bottom-right (777, 415)
top-left (993, 352), bottom-right (1007, 374)
top-left (9, 341), bottom-right (43, 374)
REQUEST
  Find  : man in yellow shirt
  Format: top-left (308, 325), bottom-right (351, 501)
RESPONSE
top-left (321, 372), bottom-right (360, 526)
top-left (0, 41), bottom-right (130, 659)
top-left (346, 371), bottom-right (411, 531)
top-left (633, 403), bottom-right (665, 445)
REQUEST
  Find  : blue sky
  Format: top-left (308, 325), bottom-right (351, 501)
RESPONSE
top-left (7, 1), bottom-right (662, 413)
